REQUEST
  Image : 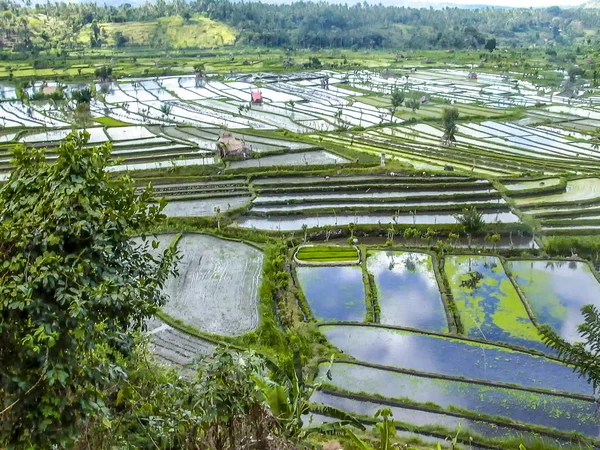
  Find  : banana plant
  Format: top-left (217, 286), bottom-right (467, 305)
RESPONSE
top-left (252, 355), bottom-right (364, 439)
top-left (345, 408), bottom-right (396, 450)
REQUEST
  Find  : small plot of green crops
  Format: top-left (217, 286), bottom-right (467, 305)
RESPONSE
top-left (295, 246), bottom-right (358, 263)
top-left (94, 117), bottom-right (130, 126)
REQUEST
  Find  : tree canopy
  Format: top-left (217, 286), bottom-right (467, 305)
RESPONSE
top-left (0, 132), bottom-right (178, 448)
top-left (1, 0), bottom-right (599, 52)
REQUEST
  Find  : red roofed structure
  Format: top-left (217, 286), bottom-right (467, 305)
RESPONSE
top-left (251, 91), bottom-right (263, 104)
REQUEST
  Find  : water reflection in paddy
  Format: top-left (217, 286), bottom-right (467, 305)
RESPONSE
top-left (321, 325), bottom-right (593, 395)
top-left (296, 266), bottom-right (366, 322)
top-left (508, 260), bottom-right (600, 343)
top-left (367, 251), bottom-right (447, 331)
top-left (318, 362), bottom-right (597, 436)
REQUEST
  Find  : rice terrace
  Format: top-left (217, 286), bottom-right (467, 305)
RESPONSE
top-left (5, 25), bottom-right (600, 448)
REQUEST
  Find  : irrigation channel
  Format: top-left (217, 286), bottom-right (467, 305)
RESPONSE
top-left (4, 67), bottom-right (600, 447)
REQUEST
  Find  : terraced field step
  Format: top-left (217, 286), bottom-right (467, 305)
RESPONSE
top-left (255, 178), bottom-right (490, 189)
top-left (295, 245), bottom-right (359, 263)
top-left (318, 323), bottom-right (593, 396)
top-left (250, 198), bottom-right (506, 213)
top-left (516, 178), bottom-right (600, 208)
top-left (252, 175), bottom-right (488, 186)
top-left (146, 319), bottom-right (216, 372)
top-left (317, 361), bottom-right (598, 437)
top-left (310, 389), bottom-right (590, 447)
top-left (253, 190), bottom-right (502, 204)
top-left (164, 196), bottom-right (251, 217)
top-left (143, 181), bottom-right (251, 199)
top-left (237, 210), bottom-right (520, 231)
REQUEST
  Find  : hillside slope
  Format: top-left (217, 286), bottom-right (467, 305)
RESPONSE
top-left (76, 15), bottom-right (237, 48)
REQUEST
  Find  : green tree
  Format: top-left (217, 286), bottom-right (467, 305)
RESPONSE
top-left (590, 127), bottom-right (600, 151)
top-left (90, 19), bottom-right (102, 47)
top-left (484, 37), bottom-right (497, 52)
top-left (454, 206), bottom-right (485, 247)
top-left (0, 132), bottom-right (178, 448)
top-left (568, 66), bottom-right (585, 82)
top-left (390, 88), bottom-right (405, 117)
top-left (301, 223), bottom-right (308, 243)
top-left (71, 86), bottom-right (93, 105)
top-left (405, 97), bottom-right (420, 112)
top-left (348, 222), bottom-right (356, 239)
top-left (114, 31), bottom-right (128, 47)
top-left (442, 107), bottom-right (460, 145)
top-left (454, 206), bottom-right (484, 235)
top-left (285, 99), bottom-right (296, 112)
top-left (94, 66), bottom-right (113, 81)
top-left (160, 103), bottom-right (173, 117)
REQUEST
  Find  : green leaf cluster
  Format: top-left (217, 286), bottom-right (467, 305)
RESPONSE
top-left (0, 132), bottom-right (178, 448)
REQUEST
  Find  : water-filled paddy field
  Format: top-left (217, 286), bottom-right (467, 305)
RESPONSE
top-left (250, 198), bottom-right (505, 213)
top-left (516, 178), bottom-right (600, 206)
top-left (310, 390), bottom-right (549, 442)
top-left (237, 211), bottom-right (519, 230)
top-left (508, 260), bottom-right (600, 343)
top-left (444, 255), bottom-right (546, 352)
top-left (367, 251), bottom-right (447, 331)
top-left (161, 234), bottom-right (263, 336)
top-left (296, 266), bottom-right (366, 321)
top-left (163, 196), bottom-right (251, 217)
top-left (228, 150), bottom-right (349, 168)
top-left (318, 362), bottom-right (598, 436)
top-left (320, 325), bottom-right (593, 395)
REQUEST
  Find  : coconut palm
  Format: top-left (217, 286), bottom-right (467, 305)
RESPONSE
top-left (442, 107), bottom-right (460, 146)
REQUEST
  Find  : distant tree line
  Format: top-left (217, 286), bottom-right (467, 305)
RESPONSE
top-left (1, 0), bottom-right (600, 52)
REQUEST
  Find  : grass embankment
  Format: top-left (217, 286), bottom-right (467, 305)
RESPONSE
top-left (296, 245), bottom-right (359, 263)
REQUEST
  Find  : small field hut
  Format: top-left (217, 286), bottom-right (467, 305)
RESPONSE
top-left (217, 132), bottom-right (251, 159)
top-left (251, 91), bottom-right (263, 104)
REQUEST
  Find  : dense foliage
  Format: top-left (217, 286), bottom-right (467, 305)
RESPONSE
top-left (1, 0), bottom-right (600, 52)
top-left (0, 132), bottom-right (178, 448)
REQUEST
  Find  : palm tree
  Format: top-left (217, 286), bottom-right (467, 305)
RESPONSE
top-left (159, 103), bottom-right (172, 118)
top-left (442, 107), bottom-right (460, 146)
top-left (454, 206), bottom-right (485, 248)
top-left (390, 89), bottom-right (405, 119)
top-left (541, 305), bottom-right (600, 393)
top-left (348, 222), bottom-right (355, 239)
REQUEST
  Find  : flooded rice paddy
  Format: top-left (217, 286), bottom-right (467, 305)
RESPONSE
top-left (367, 251), bottom-right (447, 331)
top-left (445, 255), bottom-right (546, 352)
top-left (296, 266), bottom-right (366, 321)
top-left (508, 260), bottom-right (600, 343)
